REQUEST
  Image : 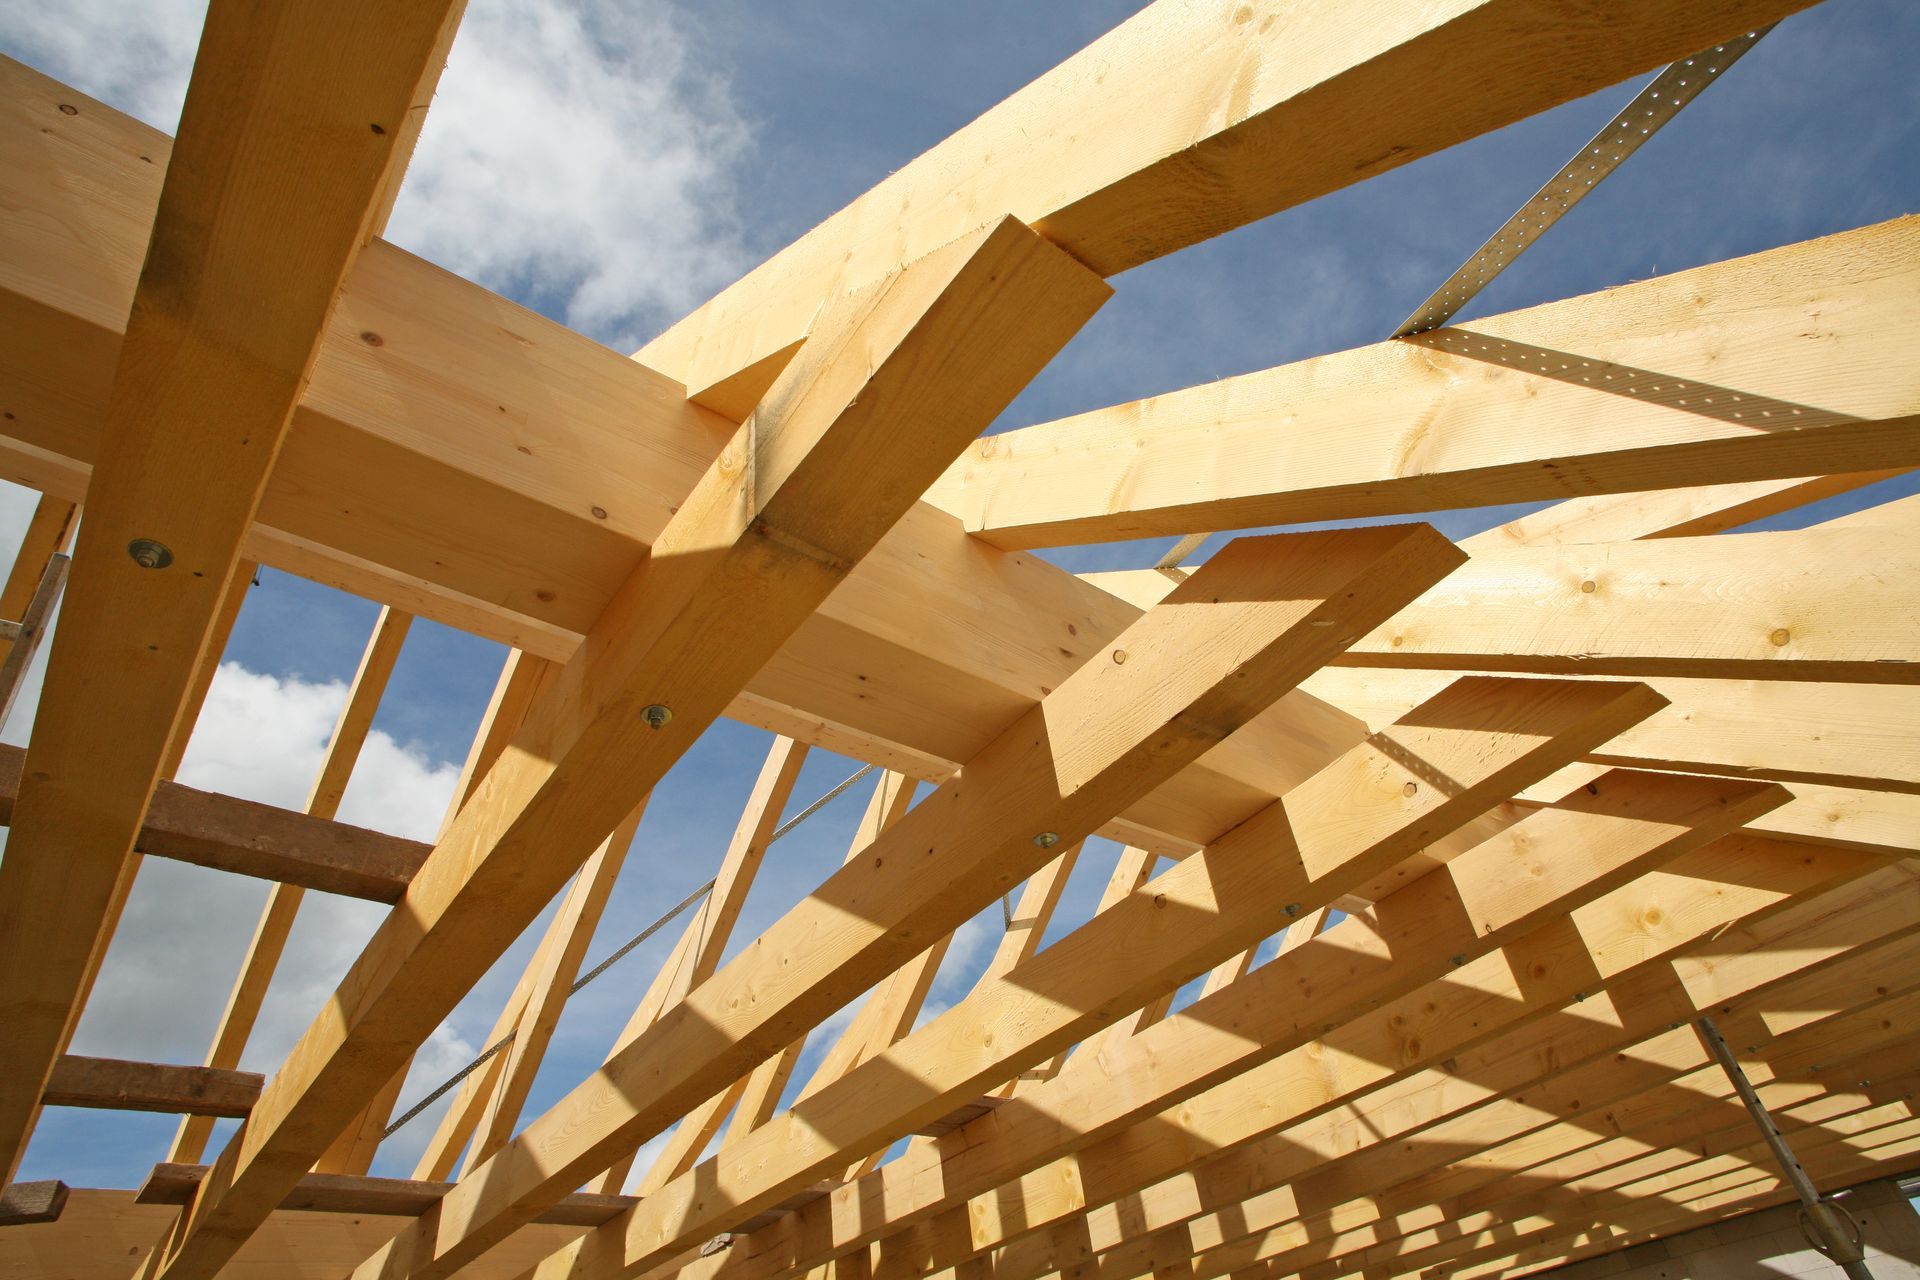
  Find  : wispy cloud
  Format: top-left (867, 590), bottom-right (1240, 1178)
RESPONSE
top-left (0, 0), bottom-right (202, 129)
top-left (0, 0), bottom-right (755, 351)
top-left (386, 0), bottom-right (754, 349)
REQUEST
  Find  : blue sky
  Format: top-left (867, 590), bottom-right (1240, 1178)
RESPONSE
top-left (0, 0), bottom-right (1915, 1190)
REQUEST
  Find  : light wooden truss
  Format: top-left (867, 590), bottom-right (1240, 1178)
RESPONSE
top-left (0, 2), bottom-right (1914, 1279)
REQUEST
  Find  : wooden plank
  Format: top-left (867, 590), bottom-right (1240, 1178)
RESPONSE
top-left (1302, 669), bottom-right (1920, 795)
top-left (1517, 766), bottom-right (1920, 858)
top-left (629, 749), bottom-right (862, 1195)
top-left (0, 0), bottom-right (466, 1186)
top-left (0, 1180), bottom-right (66, 1227)
top-left (1341, 527), bottom-right (1920, 683)
top-left (0, 53), bottom-right (1380, 866)
top-left (172, 605), bottom-right (412, 1165)
top-left (746, 768), bottom-right (1782, 1280)
top-left (1088, 899), bottom-right (1326, 1078)
top-left (637, 0), bottom-right (1819, 400)
top-left (900, 841), bottom-right (1081, 1132)
top-left (1459, 471), bottom-right (1906, 550)
top-left (43, 1057), bottom-right (261, 1119)
top-left (0, 494), bottom-right (77, 697)
top-left (0, 550), bottom-right (67, 727)
top-left (344, 523), bottom-right (1467, 1280)
top-left (437, 651), bottom-right (557, 837)
top-left (592, 741), bottom-right (823, 1197)
top-left (0, 1188), bottom-right (589, 1279)
top-left (1337, 1107), bottom-right (1920, 1280)
top-left (0, 742), bottom-right (424, 899)
top-left (651, 738), bottom-right (812, 1012)
top-left (665, 771), bottom-right (920, 1197)
top-left (1245, 1073), bottom-right (1918, 1278)
top-left (1251, 1074), bottom-right (1912, 1280)
top-left (1394, 1128), bottom-right (1920, 1280)
top-left (1096, 527), bottom-right (1920, 685)
top-left (928, 219), bottom-right (1920, 547)
top-left (1007, 845), bottom-right (1159, 1096)
top-left (1428, 1063), bottom-right (1915, 1263)
top-left (154, 216), bottom-right (1109, 1280)
top-left (0, 494), bottom-right (76, 633)
top-left (135, 1165), bottom-right (631, 1228)
top-left (312, 1066), bottom-right (408, 1180)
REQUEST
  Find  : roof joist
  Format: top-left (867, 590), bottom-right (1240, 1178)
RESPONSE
top-left (927, 217), bottom-right (1920, 549)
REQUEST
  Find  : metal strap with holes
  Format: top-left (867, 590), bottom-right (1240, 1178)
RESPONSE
top-left (1393, 26), bottom-right (1773, 336)
top-left (1157, 27), bottom-right (1772, 575)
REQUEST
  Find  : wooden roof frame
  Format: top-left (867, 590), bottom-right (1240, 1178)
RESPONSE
top-left (0, 1), bottom-right (1913, 1279)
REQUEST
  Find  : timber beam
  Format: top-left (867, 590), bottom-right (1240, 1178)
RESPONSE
top-left (929, 218), bottom-right (1920, 549)
top-left (0, 743), bottom-right (426, 902)
top-left (41, 1057), bottom-right (261, 1119)
top-left (1086, 526), bottom-right (1920, 686)
top-left (826, 838), bottom-right (1888, 1280)
top-left (135, 1165), bottom-right (633, 1228)
top-left (0, 1179), bottom-right (67, 1227)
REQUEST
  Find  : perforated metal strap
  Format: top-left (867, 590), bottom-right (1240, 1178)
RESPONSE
top-left (1393, 27), bottom-right (1773, 337)
top-left (1155, 26), bottom-right (1775, 574)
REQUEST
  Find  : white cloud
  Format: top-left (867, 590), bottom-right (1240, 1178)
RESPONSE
top-left (0, 0), bottom-right (202, 130)
top-left (386, 0), bottom-right (753, 348)
top-left (175, 662), bottom-right (457, 841)
top-left (0, 0), bottom-right (754, 350)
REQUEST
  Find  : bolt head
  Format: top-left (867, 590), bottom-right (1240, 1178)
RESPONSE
top-left (641, 703), bottom-right (672, 729)
top-left (1282, 903), bottom-right (1301, 918)
top-left (1033, 831), bottom-right (1059, 849)
top-left (127, 538), bottom-right (173, 569)
top-left (1450, 954), bottom-right (1468, 967)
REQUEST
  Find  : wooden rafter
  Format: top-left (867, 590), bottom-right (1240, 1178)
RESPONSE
top-left (926, 219), bottom-right (1920, 549)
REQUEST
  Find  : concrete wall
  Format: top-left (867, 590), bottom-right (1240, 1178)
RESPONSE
top-left (1530, 1178), bottom-right (1920, 1279)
